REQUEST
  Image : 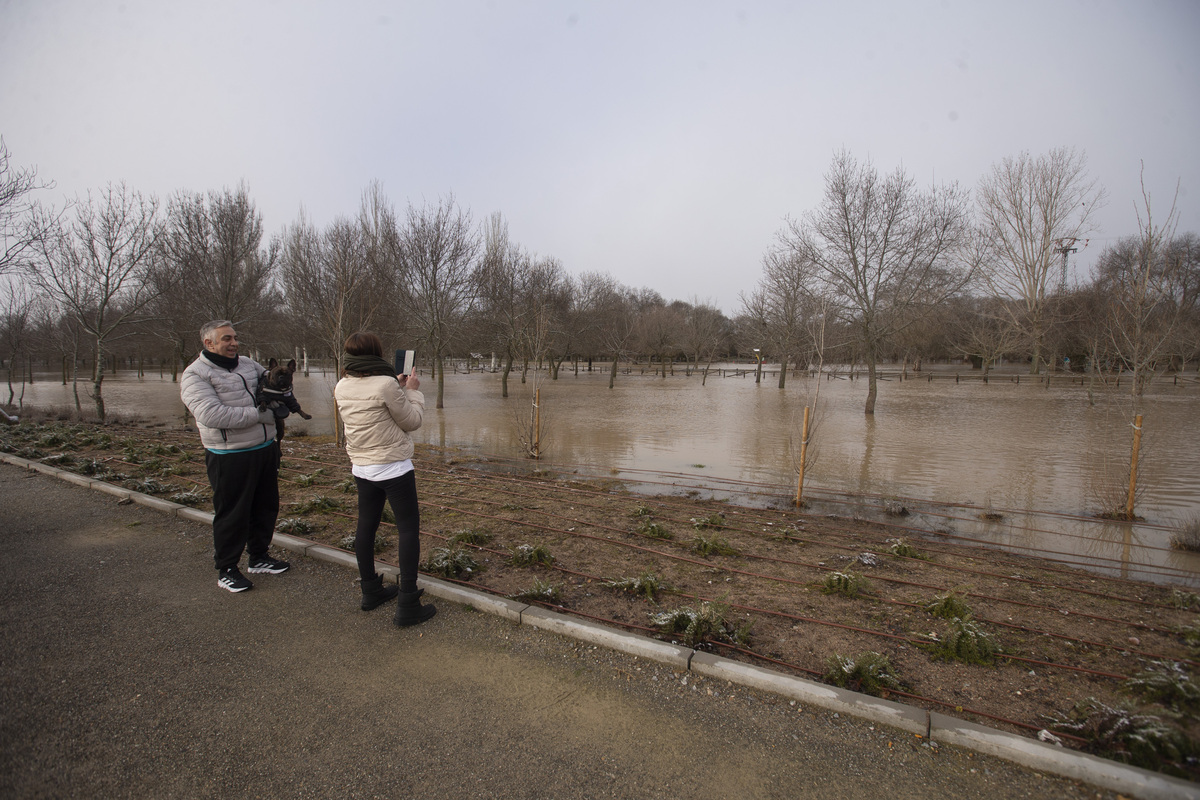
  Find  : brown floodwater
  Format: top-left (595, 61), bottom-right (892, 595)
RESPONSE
top-left (8, 363), bottom-right (1200, 585)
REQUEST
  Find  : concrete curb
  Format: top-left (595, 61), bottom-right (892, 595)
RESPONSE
top-left (3, 453), bottom-right (1195, 800)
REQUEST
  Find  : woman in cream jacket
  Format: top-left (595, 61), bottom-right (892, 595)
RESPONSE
top-left (333, 331), bottom-right (436, 626)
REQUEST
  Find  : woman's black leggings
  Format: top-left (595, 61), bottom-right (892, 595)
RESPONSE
top-left (353, 470), bottom-right (421, 591)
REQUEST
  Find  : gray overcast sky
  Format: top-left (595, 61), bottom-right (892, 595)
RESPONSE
top-left (2, 0), bottom-right (1198, 313)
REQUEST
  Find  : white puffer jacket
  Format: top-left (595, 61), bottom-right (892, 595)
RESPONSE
top-left (180, 353), bottom-right (274, 452)
top-left (334, 375), bottom-right (424, 466)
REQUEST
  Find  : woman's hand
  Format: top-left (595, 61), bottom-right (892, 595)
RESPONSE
top-left (398, 374), bottom-right (420, 391)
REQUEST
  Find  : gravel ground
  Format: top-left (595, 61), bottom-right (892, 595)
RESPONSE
top-left (0, 463), bottom-right (1117, 800)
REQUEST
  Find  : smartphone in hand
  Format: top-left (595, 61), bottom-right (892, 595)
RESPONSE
top-left (394, 349), bottom-right (416, 375)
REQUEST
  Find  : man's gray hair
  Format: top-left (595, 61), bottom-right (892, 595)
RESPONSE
top-left (199, 320), bottom-right (234, 344)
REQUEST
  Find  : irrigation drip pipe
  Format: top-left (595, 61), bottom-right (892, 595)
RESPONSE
top-left (417, 458), bottom-right (1197, 587)
top-left (417, 474), bottom-right (1189, 626)
top-left (414, 495), bottom-right (1155, 686)
top-left (594, 476), bottom-right (1196, 588)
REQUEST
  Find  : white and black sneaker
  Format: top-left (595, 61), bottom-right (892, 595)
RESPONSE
top-left (247, 555), bottom-right (290, 574)
top-left (217, 566), bottom-right (253, 593)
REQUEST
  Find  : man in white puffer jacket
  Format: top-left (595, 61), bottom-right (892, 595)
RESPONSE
top-left (181, 320), bottom-right (290, 593)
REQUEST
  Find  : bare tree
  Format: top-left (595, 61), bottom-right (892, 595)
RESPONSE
top-left (678, 297), bottom-right (727, 381)
top-left (280, 211), bottom-right (386, 372)
top-left (356, 181), bottom-right (404, 343)
top-left (156, 185), bottom-right (278, 370)
top-left (636, 304), bottom-right (683, 378)
top-left (747, 247), bottom-right (820, 388)
top-left (782, 151), bottom-right (974, 413)
top-left (1094, 168), bottom-right (1184, 400)
top-left (1, 277), bottom-right (41, 407)
top-left (977, 148), bottom-right (1106, 373)
top-left (474, 213), bottom-right (526, 396)
top-left (397, 195), bottom-right (480, 409)
top-left (1, 138), bottom-right (57, 277)
top-left (24, 184), bottom-right (171, 420)
top-left (1163, 233), bottom-right (1200, 369)
top-left (946, 295), bottom-right (1024, 378)
top-left (522, 256), bottom-right (571, 380)
top-left (581, 272), bottom-right (640, 389)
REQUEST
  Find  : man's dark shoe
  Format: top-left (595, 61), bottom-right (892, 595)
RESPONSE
top-left (248, 555), bottom-right (290, 574)
top-left (218, 566), bottom-right (253, 593)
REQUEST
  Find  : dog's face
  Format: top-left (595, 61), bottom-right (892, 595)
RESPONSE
top-left (264, 358), bottom-right (298, 391)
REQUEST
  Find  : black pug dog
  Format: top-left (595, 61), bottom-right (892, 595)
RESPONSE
top-left (255, 358), bottom-right (312, 441)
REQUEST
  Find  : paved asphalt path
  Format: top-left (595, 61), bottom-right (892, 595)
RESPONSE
top-left (0, 463), bottom-right (1115, 799)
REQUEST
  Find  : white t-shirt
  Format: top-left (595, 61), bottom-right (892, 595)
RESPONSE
top-left (351, 459), bottom-right (414, 482)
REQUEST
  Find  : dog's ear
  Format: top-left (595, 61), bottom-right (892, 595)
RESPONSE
top-left (286, 359), bottom-right (297, 371)
top-left (268, 358), bottom-right (279, 369)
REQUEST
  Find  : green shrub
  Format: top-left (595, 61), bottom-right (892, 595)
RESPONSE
top-left (512, 578), bottom-right (562, 604)
top-left (290, 495), bottom-right (343, 514)
top-left (692, 533), bottom-right (737, 557)
top-left (886, 538), bottom-right (928, 560)
top-left (925, 590), bottom-right (972, 620)
top-left (126, 478), bottom-right (176, 495)
top-left (510, 543), bottom-right (555, 567)
top-left (338, 533), bottom-right (387, 554)
top-left (638, 518), bottom-right (673, 540)
top-left (169, 490), bottom-right (205, 507)
top-left (822, 570), bottom-right (867, 598)
top-left (605, 572), bottom-right (669, 602)
top-left (824, 652), bottom-right (903, 696)
top-left (449, 529), bottom-right (493, 546)
top-left (294, 470), bottom-right (324, 487)
top-left (927, 617), bottom-right (999, 665)
top-left (1047, 698), bottom-right (1195, 777)
top-left (276, 518), bottom-right (316, 536)
top-left (1123, 661), bottom-right (1200, 715)
top-left (691, 513), bottom-right (726, 530)
top-left (651, 600), bottom-right (744, 648)
top-left (422, 545), bottom-right (480, 580)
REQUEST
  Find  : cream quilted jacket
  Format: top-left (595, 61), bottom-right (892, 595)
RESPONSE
top-left (334, 375), bottom-right (425, 466)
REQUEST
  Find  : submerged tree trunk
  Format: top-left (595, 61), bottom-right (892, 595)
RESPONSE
top-left (864, 358), bottom-right (878, 415)
top-left (501, 352), bottom-right (513, 398)
top-left (435, 354), bottom-right (445, 409)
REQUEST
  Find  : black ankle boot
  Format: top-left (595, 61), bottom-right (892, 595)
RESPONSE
top-left (360, 575), bottom-right (399, 611)
top-left (394, 589), bottom-right (436, 627)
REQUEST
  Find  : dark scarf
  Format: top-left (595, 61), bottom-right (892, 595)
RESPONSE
top-left (202, 350), bottom-right (239, 370)
top-left (342, 353), bottom-right (397, 378)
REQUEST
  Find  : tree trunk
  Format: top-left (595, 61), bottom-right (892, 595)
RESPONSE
top-left (435, 354), bottom-right (445, 409)
top-left (92, 341), bottom-right (107, 421)
top-left (864, 357), bottom-right (878, 415)
top-left (608, 358), bottom-right (618, 390)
